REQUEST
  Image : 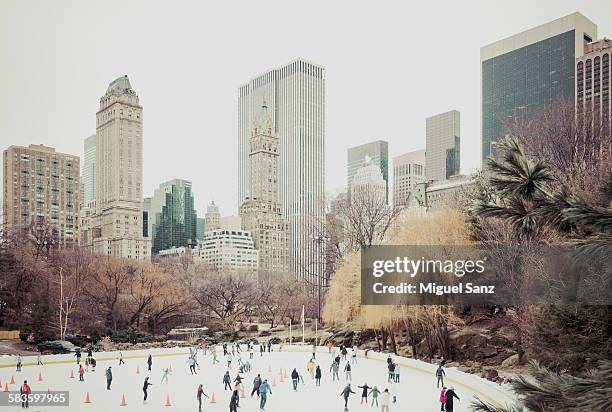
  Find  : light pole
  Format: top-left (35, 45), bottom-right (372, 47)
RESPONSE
top-left (311, 235), bottom-right (328, 322)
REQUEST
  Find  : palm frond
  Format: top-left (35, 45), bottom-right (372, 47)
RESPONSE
top-left (470, 397), bottom-right (522, 412)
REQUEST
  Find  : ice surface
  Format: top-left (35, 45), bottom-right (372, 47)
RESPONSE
top-left (0, 345), bottom-right (516, 411)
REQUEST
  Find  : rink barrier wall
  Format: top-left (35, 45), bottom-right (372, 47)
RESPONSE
top-left (0, 343), bottom-right (516, 408)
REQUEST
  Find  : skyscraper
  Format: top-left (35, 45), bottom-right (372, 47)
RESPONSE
top-left (426, 110), bottom-right (460, 182)
top-left (347, 140), bottom-right (388, 201)
top-left (240, 102), bottom-right (290, 274)
top-left (3, 144), bottom-right (80, 247)
top-left (148, 179), bottom-right (197, 255)
top-left (481, 12), bottom-right (597, 161)
top-left (82, 134), bottom-right (96, 207)
top-left (204, 201), bottom-right (220, 232)
top-left (576, 38), bottom-right (612, 130)
top-left (238, 59), bottom-right (325, 285)
top-left (88, 75), bottom-right (150, 260)
top-left (393, 149), bottom-right (426, 207)
top-left (350, 161), bottom-right (387, 205)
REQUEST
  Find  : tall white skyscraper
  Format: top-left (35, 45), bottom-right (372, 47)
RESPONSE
top-left (393, 149), bottom-right (426, 207)
top-left (82, 134), bottom-right (96, 206)
top-left (238, 59), bottom-right (325, 286)
top-left (425, 110), bottom-right (461, 182)
top-left (88, 75), bottom-right (150, 260)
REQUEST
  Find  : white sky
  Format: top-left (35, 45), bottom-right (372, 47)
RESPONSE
top-left (1, 0), bottom-right (611, 216)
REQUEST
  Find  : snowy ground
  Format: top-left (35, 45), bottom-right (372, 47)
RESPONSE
top-left (0, 345), bottom-right (516, 411)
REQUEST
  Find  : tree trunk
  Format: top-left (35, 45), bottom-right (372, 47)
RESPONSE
top-left (389, 327), bottom-right (398, 354)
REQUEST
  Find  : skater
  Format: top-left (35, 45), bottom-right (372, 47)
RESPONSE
top-left (87, 347), bottom-right (93, 360)
top-left (312, 343), bottom-right (317, 359)
top-left (16, 354), bottom-right (22, 371)
top-left (444, 386), bottom-right (460, 412)
top-left (260, 344), bottom-right (264, 357)
top-left (75, 348), bottom-right (82, 364)
top-left (223, 371), bottom-right (232, 390)
top-left (344, 362), bottom-right (352, 381)
top-left (249, 344), bottom-right (254, 359)
top-left (105, 366), bottom-right (113, 390)
top-left (439, 386), bottom-right (446, 411)
top-left (119, 351), bottom-right (125, 365)
top-left (188, 356), bottom-right (198, 374)
top-left (267, 340), bottom-right (272, 352)
top-left (394, 364), bottom-right (400, 383)
top-left (85, 356), bottom-right (90, 372)
top-left (436, 364), bottom-right (446, 388)
top-left (307, 359), bottom-right (316, 379)
top-left (234, 374), bottom-right (244, 394)
top-left (330, 359), bottom-right (340, 381)
top-left (197, 384), bottom-right (209, 412)
top-left (291, 368), bottom-right (299, 391)
top-left (20, 380), bottom-right (31, 408)
top-left (327, 342), bottom-right (333, 353)
top-left (341, 345), bottom-right (348, 361)
top-left (79, 364), bottom-right (85, 381)
top-left (340, 383), bottom-right (355, 409)
top-left (369, 386), bottom-right (381, 407)
top-left (387, 362), bottom-right (395, 383)
top-left (381, 389), bottom-right (391, 412)
top-left (143, 377), bottom-right (152, 403)
top-left (315, 365), bottom-right (322, 386)
top-left (37, 351), bottom-right (43, 365)
top-left (259, 379), bottom-right (272, 410)
top-left (223, 343), bottom-right (228, 356)
top-left (358, 383), bottom-right (371, 404)
top-left (147, 354), bottom-right (153, 371)
top-left (90, 357), bottom-right (97, 371)
top-left (230, 389), bottom-right (240, 412)
top-left (212, 346), bottom-right (220, 364)
top-left (227, 352), bottom-right (233, 369)
top-left (161, 367), bottom-right (171, 384)
top-left (251, 374), bottom-right (262, 397)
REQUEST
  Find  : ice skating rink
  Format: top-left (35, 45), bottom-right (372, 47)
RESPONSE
top-left (0, 345), bottom-right (516, 411)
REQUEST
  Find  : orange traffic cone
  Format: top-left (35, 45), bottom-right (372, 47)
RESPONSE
top-left (3, 383), bottom-right (8, 392)
top-left (38, 372), bottom-right (43, 381)
top-left (165, 394), bottom-right (172, 407)
top-left (10, 375), bottom-right (15, 385)
top-left (209, 392), bottom-right (216, 403)
top-left (84, 392), bottom-right (92, 403)
top-left (120, 394), bottom-right (127, 406)
top-left (69, 370), bottom-right (75, 379)
top-left (272, 377), bottom-right (277, 387)
top-left (136, 366), bottom-right (140, 374)
top-left (47, 387), bottom-right (51, 394)
top-left (169, 365), bottom-right (173, 373)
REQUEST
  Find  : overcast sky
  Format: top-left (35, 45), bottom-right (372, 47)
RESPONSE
top-left (1, 0), bottom-right (611, 216)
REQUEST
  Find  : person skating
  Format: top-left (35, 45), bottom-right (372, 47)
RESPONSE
top-left (387, 362), bottom-right (395, 383)
top-left (223, 371), bottom-right (232, 391)
top-left (227, 352), bottom-right (233, 369)
top-left (351, 346), bottom-right (358, 364)
top-left (394, 364), bottom-right (400, 383)
top-left (249, 344), bottom-right (254, 359)
top-left (79, 364), bottom-right (85, 381)
top-left (312, 343), bottom-right (316, 359)
top-left (16, 354), bottom-right (22, 371)
top-left (37, 351), bottom-right (43, 366)
top-left (147, 354), bottom-right (153, 371)
top-left (340, 345), bottom-right (348, 361)
top-left (105, 366), bottom-right (113, 390)
top-left (161, 367), bottom-right (171, 384)
top-left (251, 374), bottom-right (262, 397)
top-left (234, 374), bottom-right (244, 395)
top-left (327, 342), bottom-right (333, 354)
top-left (315, 365), bottom-right (322, 386)
top-left (20, 380), bottom-right (31, 408)
top-left (267, 340), bottom-right (272, 352)
top-left (75, 348), bottom-right (82, 364)
top-left (439, 386), bottom-right (446, 411)
top-left (118, 351), bottom-right (125, 365)
top-left (369, 386), bottom-right (381, 407)
top-left (344, 362), bottom-right (352, 381)
top-left (291, 368), bottom-right (299, 391)
top-left (444, 386), bottom-right (459, 412)
top-left (212, 346), bottom-right (220, 364)
top-left (197, 384), bottom-right (209, 412)
top-left (188, 356), bottom-right (198, 375)
top-left (260, 344), bottom-right (264, 357)
top-left (90, 357), bottom-right (97, 371)
top-left (229, 389), bottom-right (240, 412)
top-left (358, 383), bottom-right (371, 404)
top-left (259, 379), bottom-right (272, 410)
top-left (380, 389), bottom-right (390, 412)
top-left (87, 347), bottom-right (93, 360)
top-left (340, 383), bottom-right (355, 409)
top-left (143, 377), bottom-right (152, 404)
top-left (223, 343), bottom-right (228, 356)
top-left (330, 360), bottom-right (340, 381)
top-left (307, 359), bottom-right (316, 379)
top-left (436, 364), bottom-right (446, 388)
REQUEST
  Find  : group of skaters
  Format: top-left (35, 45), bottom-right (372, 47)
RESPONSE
top-left (12, 340), bottom-right (467, 411)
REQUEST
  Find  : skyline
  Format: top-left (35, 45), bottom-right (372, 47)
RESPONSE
top-left (2, 1), bottom-right (612, 217)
